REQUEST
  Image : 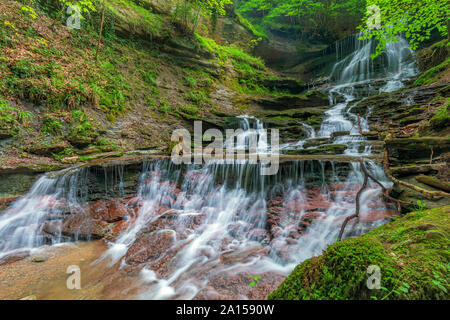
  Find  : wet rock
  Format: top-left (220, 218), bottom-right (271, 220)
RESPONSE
top-left (260, 78), bottom-right (306, 95)
top-left (59, 213), bottom-right (106, 240)
top-left (248, 228), bottom-right (270, 242)
top-left (0, 196), bottom-right (18, 211)
top-left (0, 129), bottom-right (14, 139)
top-left (125, 231), bottom-right (175, 265)
top-left (252, 91), bottom-right (329, 111)
top-left (303, 137), bottom-right (332, 148)
top-left (25, 140), bottom-right (70, 156)
top-left (302, 211), bottom-right (322, 220)
top-left (360, 210), bottom-right (399, 222)
top-left (362, 131), bottom-right (379, 140)
top-left (89, 200), bottom-right (133, 223)
top-left (0, 250), bottom-right (30, 266)
top-left (331, 131), bottom-right (350, 138)
top-left (287, 144), bottom-right (347, 155)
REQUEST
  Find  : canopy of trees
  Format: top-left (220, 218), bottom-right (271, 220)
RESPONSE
top-left (360, 0), bottom-right (449, 58)
top-left (236, 0), bottom-right (366, 42)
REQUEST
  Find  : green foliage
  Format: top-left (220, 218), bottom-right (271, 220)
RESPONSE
top-left (96, 137), bottom-right (118, 151)
top-left (429, 104), bottom-right (450, 129)
top-left (235, 11), bottom-right (268, 40)
top-left (0, 99), bottom-right (33, 136)
top-left (249, 275), bottom-right (262, 287)
top-left (42, 113), bottom-right (63, 135)
top-left (69, 109), bottom-right (93, 137)
top-left (195, 33), bottom-right (265, 68)
top-left (185, 89), bottom-right (210, 107)
top-left (173, 0), bottom-right (232, 33)
top-left (237, 0), bottom-right (366, 42)
top-left (178, 104), bottom-right (199, 116)
top-left (361, 0), bottom-right (449, 58)
top-left (416, 200), bottom-right (426, 212)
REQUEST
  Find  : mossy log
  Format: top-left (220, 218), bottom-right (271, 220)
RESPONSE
top-left (416, 175), bottom-right (450, 193)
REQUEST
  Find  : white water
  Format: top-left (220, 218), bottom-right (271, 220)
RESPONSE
top-left (319, 34), bottom-right (417, 152)
top-left (0, 169), bottom-right (88, 259)
top-left (224, 115), bottom-right (269, 153)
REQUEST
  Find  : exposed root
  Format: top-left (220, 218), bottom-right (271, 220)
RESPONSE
top-left (337, 161), bottom-right (368, 241)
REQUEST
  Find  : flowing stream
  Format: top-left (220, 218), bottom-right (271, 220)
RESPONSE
top-left (0, 34), bottom-right (417, 299)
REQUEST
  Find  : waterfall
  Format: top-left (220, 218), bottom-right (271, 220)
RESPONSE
top-left (319, 34), bottom-right (417, 145)
top-left (0, 31), bottom-right (417, 300)
top-left (0, 169), bottom-right (88, 259)
top-left (224, 115), bottom-right (268, 152)
top-left (96, 159), bottom-right (392, 299)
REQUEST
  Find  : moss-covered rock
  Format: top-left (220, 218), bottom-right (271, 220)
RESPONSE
top-left (286, 144), bottom-right (347, 155)
top-left (269, 206), bottom-right (450, 300)
top-left (416, 40), bottom-right (449, 72)
top-left (386, 137), bottom-right (450, 164)
top-left (252, 90), bottom-right (329, 111)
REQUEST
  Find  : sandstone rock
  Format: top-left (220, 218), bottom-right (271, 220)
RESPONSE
top-left (0, 250), bottom-right (30, 266)
top-left (125, 231), bottom-right (175, 265)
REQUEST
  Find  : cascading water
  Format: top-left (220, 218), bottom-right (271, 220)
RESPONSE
top-left (0, 168), bottom-right (88, 259)
top-left (99, 159), bottom-right (392, 299)
top-left (319, 33), bottom-right (417, 154)
top-left (224, 115), bottom-right (268, 152)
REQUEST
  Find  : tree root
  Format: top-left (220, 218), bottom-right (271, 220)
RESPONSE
top-left (337, 161), bottom-right (368, 241)
top-left (337, 159), bottom-right (413, 241)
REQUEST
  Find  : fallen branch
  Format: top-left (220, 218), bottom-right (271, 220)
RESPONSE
top-left (430, 147), bottom-right (434, 165)
top-left (383, 148), bottom-right (450, 200)
top-left (416, 175), bottom-right (450, 193)
top-left (357, 113), bottom-right (363, 135)
top-left (338, 161), bottom-right (368, 241)
top-left (95, 0), bottom-right (106, 63)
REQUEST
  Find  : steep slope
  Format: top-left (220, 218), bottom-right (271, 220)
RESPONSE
top-left (0, 0), bottom-right (313, 173)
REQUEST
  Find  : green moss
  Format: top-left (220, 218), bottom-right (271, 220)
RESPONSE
top-left (96, 138), bottom-right (118, 152)
top-left (269, 206), bottom-right (450, 300)
top-left (42, 113), bottom-right (63, 136)
top-left (178, 104), bottom-right (199, 116)
top-left (195, 33), bottom-right (265, 69)
top-left (414, 58), bottom-right (450, 86)
top-left (429, 104), bottom-right (449, 129)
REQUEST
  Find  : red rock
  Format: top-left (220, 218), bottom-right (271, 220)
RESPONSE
top-left (302, 211), bottom-right (322, 220)
top-left (89, 200), bottom-right (131, 222)
top-left (247, 228), bottom-right (269, 242)
top-left (267, 206), bottom-right (284, 215)
top-left (59, 213), bottom-right (106, 240)
top-left (125, 231), bottom-right (175, 265)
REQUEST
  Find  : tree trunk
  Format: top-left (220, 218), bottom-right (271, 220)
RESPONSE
top-left (95, 0), bottom-right (106, 63)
